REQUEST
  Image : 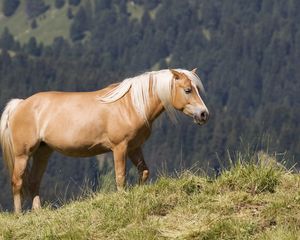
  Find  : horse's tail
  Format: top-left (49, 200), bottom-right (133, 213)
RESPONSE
top-left (0, 99), bottom-right (24, 177)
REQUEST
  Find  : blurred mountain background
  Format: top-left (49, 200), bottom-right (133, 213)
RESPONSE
top-left (0, 0), bottom-right (299, 210)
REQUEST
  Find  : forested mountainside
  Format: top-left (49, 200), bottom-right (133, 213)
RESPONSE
top-left (0, 0), bottom-right (299, 210)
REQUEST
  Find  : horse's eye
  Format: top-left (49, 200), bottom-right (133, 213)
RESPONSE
top-left (184, 88), bottom-right (192, 94)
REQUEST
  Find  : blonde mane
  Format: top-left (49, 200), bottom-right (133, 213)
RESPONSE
top-left (97, 69), bottom-right (204, 122)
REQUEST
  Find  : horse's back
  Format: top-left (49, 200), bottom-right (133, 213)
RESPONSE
top-left (9, 91), bottom-right (107, 154)
top-left (11, 90), bottom-right (101, 127)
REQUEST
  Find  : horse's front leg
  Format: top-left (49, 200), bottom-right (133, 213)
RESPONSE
top-left (128, 147), bottom-right (149, 184)
top-left (112, 142), bottom-right (128, 191)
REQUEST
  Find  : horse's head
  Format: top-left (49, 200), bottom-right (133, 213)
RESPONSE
top-left (170, 69), bottom-right (209, 125)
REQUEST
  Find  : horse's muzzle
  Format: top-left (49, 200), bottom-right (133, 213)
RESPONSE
top-left (193, 110), bottom-right (209, 125)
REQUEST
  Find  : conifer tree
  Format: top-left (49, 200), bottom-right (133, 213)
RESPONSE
top-left (2, 0), bottom-right (20, 17)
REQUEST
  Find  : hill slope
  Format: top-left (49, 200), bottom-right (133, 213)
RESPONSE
top-left (0, 0), bottom-right (81, 45)
top-left (1, 153), bottom-right (299, 239)
top-left (0, 0), bottom-right (299, 213)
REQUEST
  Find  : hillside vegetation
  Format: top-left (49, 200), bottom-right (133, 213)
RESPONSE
top-left (1, 0), bottom-right (299, 210)
top-left (0, 0), bottom-right (80, 44)
top-left (0, 153), bottom-right (299, 239)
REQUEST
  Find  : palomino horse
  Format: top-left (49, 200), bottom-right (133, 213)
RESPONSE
top-left (0, 68), bottom-right (209, 213)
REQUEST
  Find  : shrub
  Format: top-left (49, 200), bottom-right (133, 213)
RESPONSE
top-left (217, 152), bottom-right (285, 194)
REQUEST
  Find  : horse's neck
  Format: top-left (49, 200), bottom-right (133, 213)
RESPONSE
top-left (145, 94), bottom-right (165, 124)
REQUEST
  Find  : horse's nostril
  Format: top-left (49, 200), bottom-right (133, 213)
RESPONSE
top-left (201, 111), bottom-right (207, 120)
top-left (194, 110), bottom-right (209, 124)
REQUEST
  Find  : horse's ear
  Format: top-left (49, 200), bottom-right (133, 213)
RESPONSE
top-left (169, 69), bottom-right (181, 80)
top-left (191, 68), bottom-right (197, 74)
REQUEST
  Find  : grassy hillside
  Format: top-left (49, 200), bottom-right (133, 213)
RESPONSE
top-left (0, 153), bottom-right (299, 239)
top-left (0, 0), bottom-right (153, 45)
top-left (0, 0), bottom-right (81, 45)
top-left (0, 0), bottom-right (151, 45)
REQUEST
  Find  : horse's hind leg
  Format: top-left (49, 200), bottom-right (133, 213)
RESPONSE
top-left (29, 145), bottom-right (52, 210)
top-left (128, 147), bottom-right (149, 184)
top-left (12, 155), bottom-right (30, 213)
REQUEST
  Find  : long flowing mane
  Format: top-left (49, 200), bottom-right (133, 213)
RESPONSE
top-left (97, 69), bottom-right (204, 122)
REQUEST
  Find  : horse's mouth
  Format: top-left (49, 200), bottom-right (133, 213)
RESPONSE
top-left (193, 116), bottom-right (207, 125)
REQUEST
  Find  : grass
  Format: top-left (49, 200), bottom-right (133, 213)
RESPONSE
top-left (127, 2), bottom-right (144, 21)
top-left (0, 0), bottom-right (81, 45)
top-left (126, 2), bottom-right (161, 21)
top-left (0, 152), bottom-right (299, 239)
top-left (0, 0), bottom-right (159, 45)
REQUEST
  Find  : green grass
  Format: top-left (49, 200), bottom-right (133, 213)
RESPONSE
top-left (127, 2), bottom-right (144, 21)
top-left (0, 1), bottom-right (158, 45)
top-left (0, 49), bottom-right (16, 57)
top-left (126, 2), bottom-right (161, 21)
top-left (0, 0), bottom-right (81, 45)
top-left (0, 152), bottom-right (299, 239)
top-left (0, 1), bottom-right (29, 40)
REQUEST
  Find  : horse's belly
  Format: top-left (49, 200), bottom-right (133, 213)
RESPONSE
top-left (50, 143), bottom-right (111, 157)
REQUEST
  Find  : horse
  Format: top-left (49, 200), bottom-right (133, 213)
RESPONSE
top-left (0, 68), bottom-right (209, 213)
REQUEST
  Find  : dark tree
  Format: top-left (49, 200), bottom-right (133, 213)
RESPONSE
top-left (25, 37), bottom-right (41, 56)
top-left (0, 48), bottom-right (11, 66)
top-left (95, 0), bottom-right (111, 10)
top-left (55, 0), bottom-right (65, 9)
top-left (0, 27), bottom-right (15, 50)
top-left (25, 0), bottom-right (50, 19)
top-left (144, 0), bottom-right (161, 10)
top-left (119, 0), bottom-right (127, 14)
top-left (2, 0), bottom-right (20, 17)
top-left (70, 6), bottom-right (88, 41)
top-left (68, 0), bottom-right (81, 6)
top-left (31, 19), bottom-right (38, 29)
top-left (67, 7), bottom-right (73, 19)
top-left (141, 10), bottom-right (151, 26)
